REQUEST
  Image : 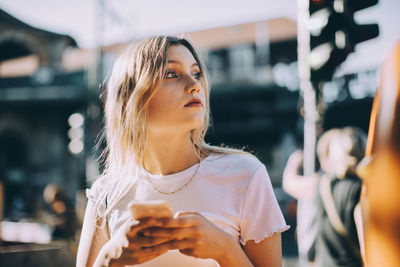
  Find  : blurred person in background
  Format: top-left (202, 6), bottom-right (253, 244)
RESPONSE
top-left (76, 36), bottom-right (289, 267)
top-left (41, 183), bottom-right (77, 240)
top-left (315, 127), bottom-right (366, 267)
top-left (283, 129), bottom-right (340, 267)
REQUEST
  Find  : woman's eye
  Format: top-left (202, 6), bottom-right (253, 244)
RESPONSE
top-left (165, 70), bottom-right (177, 79)
top-left (193, 71), bottom-right (202, 80)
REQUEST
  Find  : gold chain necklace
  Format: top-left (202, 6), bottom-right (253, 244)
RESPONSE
top-left (144, 160), bottom-right (201, 195)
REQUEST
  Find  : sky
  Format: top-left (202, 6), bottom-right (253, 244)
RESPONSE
top-left (0, 0), bottom-right (399, 73)
top-left (0, 0), bottom-right (297, 48)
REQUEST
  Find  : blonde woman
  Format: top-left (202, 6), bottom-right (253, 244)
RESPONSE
top-left (76, 36), bottom-right (289, 267)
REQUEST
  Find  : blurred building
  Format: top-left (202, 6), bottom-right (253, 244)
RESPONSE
top-left (0, 8), bottom-right (90, 221)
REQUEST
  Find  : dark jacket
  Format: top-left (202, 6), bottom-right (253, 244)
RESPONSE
top-left (316, 175), bottom-right (362, 267)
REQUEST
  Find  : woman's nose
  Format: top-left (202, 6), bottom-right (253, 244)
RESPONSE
top-left (184, 75), bottom-right (201, 94)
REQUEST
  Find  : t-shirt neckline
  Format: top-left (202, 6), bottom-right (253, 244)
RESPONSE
top-left (140, 154), bottom-right (213, 182)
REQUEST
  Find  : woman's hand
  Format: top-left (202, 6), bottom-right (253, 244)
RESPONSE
top-left (107, 212), bottom-right (253, 267)
top-left (107, 217), bottom-right (176, 266)
top-left (139, 211), bottom-right (253, 266)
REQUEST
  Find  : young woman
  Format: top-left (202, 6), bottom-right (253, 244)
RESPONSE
top-left (76, 36), bottom-right (289, 267)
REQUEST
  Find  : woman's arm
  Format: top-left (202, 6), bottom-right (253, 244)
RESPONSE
top-left (212, 233), bottom-right (254, 267)
top-left (76, 201), bottom-right (108, 267)
top-left (243, 233), bottom-right (282, 267)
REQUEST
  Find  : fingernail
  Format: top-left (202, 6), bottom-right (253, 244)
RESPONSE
top-left (141, 230), bottom-right (149, 235)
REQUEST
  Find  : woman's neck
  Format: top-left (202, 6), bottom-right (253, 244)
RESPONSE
top-left (143, 131), bottom-right (199, 175)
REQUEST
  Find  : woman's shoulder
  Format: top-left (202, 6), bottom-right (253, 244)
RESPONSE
top-left (89, 174), bottom-right (108, 190)
top-left (205, 151), bottom-right (265, 174)
top-left (86, 175), bottom-right (109, 202)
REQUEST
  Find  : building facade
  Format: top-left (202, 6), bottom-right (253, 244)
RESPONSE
top-left (0, 9), bottom-right (91, 221)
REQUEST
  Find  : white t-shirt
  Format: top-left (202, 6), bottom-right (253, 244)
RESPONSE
top-left (87, 153), bottom-right (289, 266)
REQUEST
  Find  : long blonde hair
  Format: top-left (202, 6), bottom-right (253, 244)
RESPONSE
top-left (94, 36), bottom-right (240, 218)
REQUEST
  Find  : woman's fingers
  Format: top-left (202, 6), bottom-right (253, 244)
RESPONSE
top-left (145, 238), bottom-right (195, 252)
top-left (125, 215), bottom-right (201, 248)
top-left (119, 239), bottom-right (195, 265)
top-left (126, 217), bottom-right (165, 238)
top-left (121, 212), bottom-right (208, 264)
top-left (141, 225), bottom-right (201, 239)
top-left (120, 213), bottom-right (225, 264)
top-left (135, 213), bottom-right (209, 240)
top-left (174, 211), bottom-right (201, 217)
top-left (126, 235), bottom-right (172, 249)
top-left (128, 217), bottom-right (197, 239)
top-left (153, 213), bottom-right (200, 228)
top-left (113, 213), bottom-right (211, 265)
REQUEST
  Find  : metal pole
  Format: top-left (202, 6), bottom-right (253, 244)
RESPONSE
top-left (298, 0), bottom-right (318, 176)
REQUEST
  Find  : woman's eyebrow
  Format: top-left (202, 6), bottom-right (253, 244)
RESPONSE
top-left (167, 60), bottom-right (199, 68)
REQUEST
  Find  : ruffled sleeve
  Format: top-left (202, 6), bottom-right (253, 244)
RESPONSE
top-left (240, 165), bottom-right (290, 245)
top-left (86, 176), bottom-right (108, 217)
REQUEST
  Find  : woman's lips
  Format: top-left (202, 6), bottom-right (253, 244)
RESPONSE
top-left (184, 99), bottom-right (203, 107)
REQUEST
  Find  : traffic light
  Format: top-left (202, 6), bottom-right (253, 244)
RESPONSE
top-left (308, 0), bottom-right (379, 83)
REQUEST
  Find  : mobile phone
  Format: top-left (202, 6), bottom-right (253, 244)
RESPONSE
top-left (129, 200), bottom-right (173, 220)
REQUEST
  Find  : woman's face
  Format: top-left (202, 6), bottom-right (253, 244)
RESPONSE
top-left (147, 44), bottom-right (206, 135)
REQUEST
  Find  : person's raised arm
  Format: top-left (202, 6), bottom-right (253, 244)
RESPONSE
top-left (283, 149), bottom-right (319, 199)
